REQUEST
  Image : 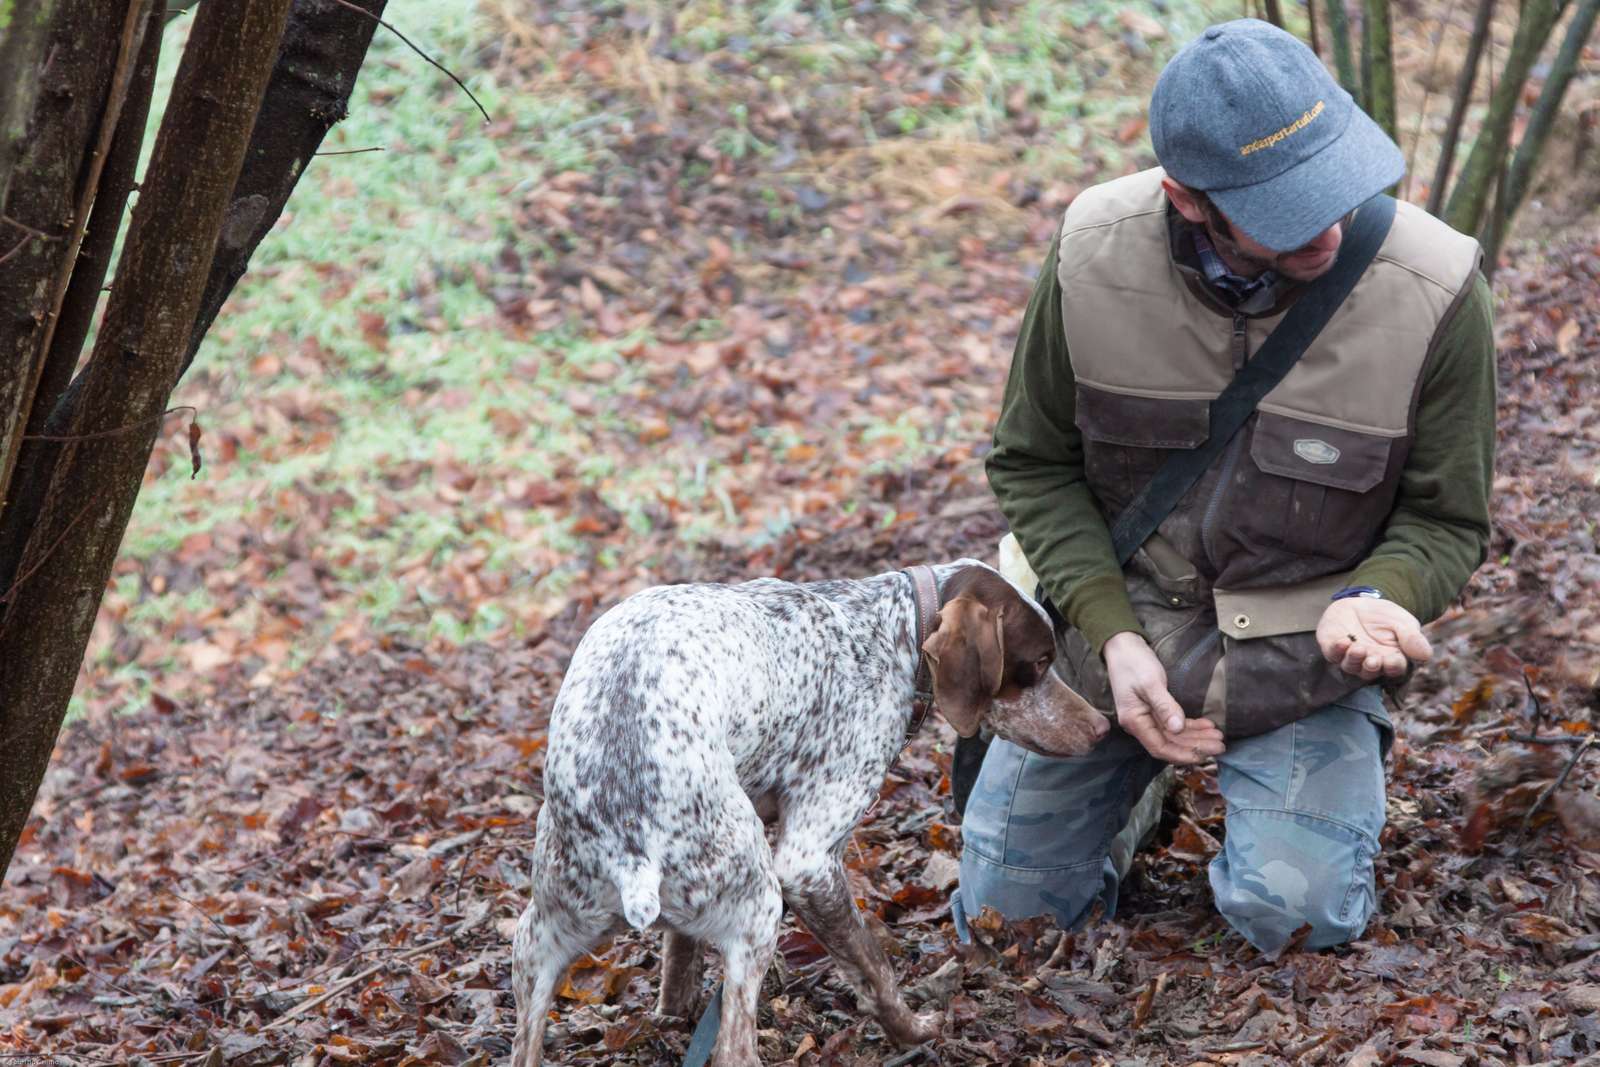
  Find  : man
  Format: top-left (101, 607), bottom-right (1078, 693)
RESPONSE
top-left (959, 19), bottom-right (1494, 953)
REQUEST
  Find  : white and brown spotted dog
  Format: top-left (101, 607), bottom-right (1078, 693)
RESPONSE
top-left (511, 560), bottom-right (1108, 1066)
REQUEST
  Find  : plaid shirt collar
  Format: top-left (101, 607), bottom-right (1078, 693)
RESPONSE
top-left (1190, 229), bottom-right (1285, 314)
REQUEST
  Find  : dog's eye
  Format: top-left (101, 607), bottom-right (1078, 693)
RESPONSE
top-left (1017, 654), bottom-right (1052, 687)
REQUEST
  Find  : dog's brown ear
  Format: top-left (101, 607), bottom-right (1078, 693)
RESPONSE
top-left (921, 596), bottom-right (1006, 737)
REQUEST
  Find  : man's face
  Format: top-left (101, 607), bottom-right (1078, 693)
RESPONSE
top-left (1162, 179), bottom-right (1345, 283)
top-left (1209, 204), bottom-right (1344, 282)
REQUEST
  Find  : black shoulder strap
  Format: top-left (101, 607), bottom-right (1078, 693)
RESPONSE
top-left (1106, 194), bottom-right (1397, 565)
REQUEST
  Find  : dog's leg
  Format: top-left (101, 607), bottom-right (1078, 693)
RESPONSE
top-left (511, 890), bottom-right (600, 1067)
top-left (700, 816), bottom-right (783, 1067)
top-left (775, 850), bottom-right (942, 1047)
top-left (656, 930), bottom-right (704, 1017)
top-left (709, 882), bottom-right (780, 1067)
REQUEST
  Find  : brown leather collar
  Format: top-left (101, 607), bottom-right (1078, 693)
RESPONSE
top-left (904, 565), bottom-right (939, 740)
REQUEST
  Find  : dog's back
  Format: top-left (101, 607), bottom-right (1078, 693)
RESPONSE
top-left (535, 579), bottom-right (891, 935)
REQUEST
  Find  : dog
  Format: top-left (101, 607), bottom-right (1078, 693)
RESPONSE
top-left (511, 559), bottom-right (1109, 1066)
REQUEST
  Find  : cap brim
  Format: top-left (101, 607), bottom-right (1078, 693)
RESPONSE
top-left (1205, 107), bottom-right (1404, 253)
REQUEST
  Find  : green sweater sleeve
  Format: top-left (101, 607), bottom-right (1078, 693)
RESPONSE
top-left (1350, 271), bottom-right (1496, 622)
top-left (985, 236), bottom-right (1145, 653)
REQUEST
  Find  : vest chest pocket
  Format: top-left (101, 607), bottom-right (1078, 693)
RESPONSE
top-left (1074, 386), bottom-right (1210, 515)
top-left (1245, 411), bottom-right (1402, 563)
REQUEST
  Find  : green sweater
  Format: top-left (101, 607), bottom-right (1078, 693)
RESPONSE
top-left (987, 233), bottom-right (1496, 655)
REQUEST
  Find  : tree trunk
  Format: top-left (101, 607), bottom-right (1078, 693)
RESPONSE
top-left (0, 0), bottom-right (130, 518)
top-left (0, 0), bottom-right (295, 880)
top-left (0, 0), bottom-right (389, 591)
top-left (26, 0), bottom-right (164, 445)
top-left (1362, 0), bottom-right (1397, 142)
top-left (0, 0), bottom-right (59, 209)
top-left (1324, 0), bottom-right (1362, 102)
top-left (1503, 0), bottom-right (1600, 217)
top-left (1444, 0), bottom-right (1569, 237)
top-left (1428, 0), bottom-right (1496, 216)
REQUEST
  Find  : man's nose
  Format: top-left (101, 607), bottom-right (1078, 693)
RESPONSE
top-left (1297, 222), bottom-right (1343, 255)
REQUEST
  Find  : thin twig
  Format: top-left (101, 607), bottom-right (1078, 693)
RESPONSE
top-left (314, 146), bottom-right (386, 155)
top-left (261, 913), bottom-right (485, 1031)
top-left (323, 0), bottom-right (491, 123)
top-left (1507, 733), bottom-right (1593, 745)
top-left (205, 839), bottom-right (301, 876)
top-left (56, 952), bottom-right (143, 1001)
top-left (0, 214), bottom-right (58, 240)
top-left (0, 234), bottom-right (31, 270)
top-left (1516, 735), bottom-right (1596, 848)
top-left (0, 497), bottom-right (97, 607)
top-left (1522, 669), bottom-right (1546, 729)
top-left (22, 405), bottom-right (196, 443)
top-left (453, 839), bottom-right (488, 913)
top-left (163, 886), bottom-right (278, 986)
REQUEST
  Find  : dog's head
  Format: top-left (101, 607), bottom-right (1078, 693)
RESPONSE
top-left (920, 563), bottom-right (1109, 758)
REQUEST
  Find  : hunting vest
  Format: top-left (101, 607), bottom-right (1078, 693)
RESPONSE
top-left (1050, 167), bottom-right (1481, 736)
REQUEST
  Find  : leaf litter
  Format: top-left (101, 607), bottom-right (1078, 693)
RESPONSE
top-left (8, 1), bottom-right (1600, 1064)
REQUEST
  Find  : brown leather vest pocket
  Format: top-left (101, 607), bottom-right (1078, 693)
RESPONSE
top-left (1241, 412), bottom-right (1399, 562)
top-left (1075, 386), bottom-right (1210, 515)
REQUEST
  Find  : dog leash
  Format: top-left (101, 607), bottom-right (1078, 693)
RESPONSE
top-left (680, 986), bottom-right (722, 1067)
top-left (680, 568), bottom-right (939, 1066)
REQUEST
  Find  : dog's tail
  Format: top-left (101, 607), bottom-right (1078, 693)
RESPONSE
top-left (614, 861), bottom-right (661, 931)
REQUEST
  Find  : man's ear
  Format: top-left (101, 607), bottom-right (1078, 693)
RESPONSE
top-left (1160, 177), bottom-right (1208, 225)
top-left (921, 597), bottom-right (1006, 738)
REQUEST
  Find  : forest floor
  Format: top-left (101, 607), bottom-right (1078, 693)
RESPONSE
top-left (3, 1), bottom-right (1600, 1064)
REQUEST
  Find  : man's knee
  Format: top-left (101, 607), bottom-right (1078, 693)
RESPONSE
top-left (1209, 810), bottom-right (1378, 952)
top-left (958, 844), bottom-right (1110, 931)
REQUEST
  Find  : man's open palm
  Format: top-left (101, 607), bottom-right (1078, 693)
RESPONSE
top-left (1103, 632), bottom-right (1225, 764)
top-left (1315, 597), bottom-right (1432, 681)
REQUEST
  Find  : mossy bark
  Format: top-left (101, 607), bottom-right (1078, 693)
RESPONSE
top-left (1444, 0), bottom-right (1568, 238)
top-left (1323, 0), bottom-right (1361, 103)
top-left (1504, 0), bottom-right (1600, 218)
top-left (0, 0), bottom-right (58, 208)
top-left (1362, 0), bottom-right (1397, 143)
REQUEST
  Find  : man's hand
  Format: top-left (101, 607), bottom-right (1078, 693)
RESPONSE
top-left (1315, 597), bottom-right (1432, 681)
top-left (1103, 631), bottom-right (1225, 764)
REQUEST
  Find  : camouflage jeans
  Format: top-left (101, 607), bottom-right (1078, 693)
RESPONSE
top-left (957, 687), bottom-right (1392, 953)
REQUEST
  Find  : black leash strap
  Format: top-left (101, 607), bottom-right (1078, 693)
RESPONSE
top-left (951, 195), bottom-right (1397, 818)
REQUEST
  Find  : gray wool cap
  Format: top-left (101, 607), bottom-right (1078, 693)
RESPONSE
top-left (1149, 18), bottom-right (1404, 252)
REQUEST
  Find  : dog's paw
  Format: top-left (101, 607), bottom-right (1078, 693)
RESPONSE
top-left (654, 992), bottom-right (701, 1020)
top-left (884, 1008), bottom-right (944, 1046)
top-left (652, 991), bottom-right (704, 1023)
